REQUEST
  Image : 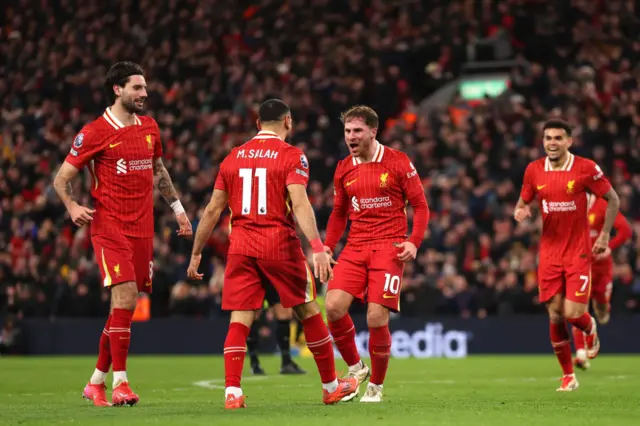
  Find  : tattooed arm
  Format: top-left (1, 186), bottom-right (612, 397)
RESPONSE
top-left (53, 162), bottom-right (96, 227)
top-left (153, 158), bottom-right (192, 236)
top-left (153, 157), bottom-right (180, 205)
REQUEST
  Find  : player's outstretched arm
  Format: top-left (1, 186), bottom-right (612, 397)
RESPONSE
top-left (187, 189), bottom-right (228, 280)
top-left (287, 183), bottom-right (335, 282)
top-left (53, 162), bottom-right (96, 227)
top-left (593, 188), bottom-right (621, 255)
top-left (153, 158), bottom-right (192, 237)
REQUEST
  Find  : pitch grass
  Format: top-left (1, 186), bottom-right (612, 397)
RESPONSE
top-left (0, 355), bottom-right (638, 426)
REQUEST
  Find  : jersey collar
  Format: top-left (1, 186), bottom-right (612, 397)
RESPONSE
top-left (352, 140), bottom-right (385, 165)
top-left (103, 107), bottom-right (141, 129)
top-left (255, 130), bottom-right (282, 140)
top-left (544, 153), bottom-right (574, 172)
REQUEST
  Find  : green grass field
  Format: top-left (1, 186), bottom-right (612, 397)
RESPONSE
top-left (1, 355), bottom-right (638, 426)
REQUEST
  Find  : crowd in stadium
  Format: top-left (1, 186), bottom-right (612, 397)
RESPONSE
top-left (1, 0), bottom-right (640, 322)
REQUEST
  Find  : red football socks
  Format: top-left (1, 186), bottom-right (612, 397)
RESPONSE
top-left (550, 322), bottom-right (573, 375)
top-left (369, 325), bottom-right (391, 385)
top-left (224, 322), bottom-right (250, 388)
top-left (96, 314), bottom-right (112, 373)
top-left (572, 325), bottom-right (585, 351)
top-left (110, 308), bottom-right (133, 372)
top-left (328, 314), bottom-right (361, 367)
top-left (302, 314), bottom-right (337, 384)
top-left (567, 313), bottom-right (593, 334)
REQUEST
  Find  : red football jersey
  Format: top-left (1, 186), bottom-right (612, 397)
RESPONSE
top-left (64, 108), bottom-right (163, 237)
top-left (520, 154), bottom-right (611, 264)
top-left (214, 130), bottom-right (309, 260)
top-left (325, 142), bottom-right (428, 251)
top-left (587, 195), bottom-right (632, 268)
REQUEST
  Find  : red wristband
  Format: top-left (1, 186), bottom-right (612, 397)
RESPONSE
top-left (310, 238), bottom-right (324, 253)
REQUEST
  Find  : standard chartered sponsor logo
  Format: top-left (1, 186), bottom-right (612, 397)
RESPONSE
top-left (542, 199), bottom-right (576, 213)
top-left (351, 196), bottom-right (360, 212)
top-left (116, 158), bottom-right (127, 174)
top-left (359, 196), bottom-right (392, 209)
top-left (128, 158), bottom-right (153, 171)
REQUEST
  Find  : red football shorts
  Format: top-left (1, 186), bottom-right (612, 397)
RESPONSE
top-left (222, 254), bottom-right (316, 310)
top-left (538, 256), bottom-right (591, 304)
top-left (328, 247), bottom-right (404, 312)
top-left (92, 233), bottom-right (154, 293)
top-left (590, 261), bottom-right (613, 305)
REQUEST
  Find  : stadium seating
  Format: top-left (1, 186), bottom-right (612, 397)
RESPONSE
top-left (1, 0), bottom-right (638, 321)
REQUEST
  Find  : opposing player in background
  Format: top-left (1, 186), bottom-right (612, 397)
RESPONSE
top-left (53, 62), bottom-right (192, 406)
top-left (187, 99), bottom-right (357, 409)
top-left (573, 195), bottom-right (632, 370)
top-left (323, 106), bottom-right (430, 402)
top-left (247, 292), bottom-right (306, 376)
top-left (514, 119), bottom-right (620, 391)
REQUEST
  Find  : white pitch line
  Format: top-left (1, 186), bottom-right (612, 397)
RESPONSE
top-left (192, 374), bottom-right (634, 391)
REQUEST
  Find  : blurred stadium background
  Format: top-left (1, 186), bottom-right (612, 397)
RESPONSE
top-left (1, 0), bottom-right (640, 358)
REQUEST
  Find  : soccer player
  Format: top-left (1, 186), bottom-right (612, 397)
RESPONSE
top-left (187, 99), bottom-right (358, 409)
top-left (514, 119), bottom-right (620, 391)
top-left (247, 291), bottom-right (307, 375)
top-left (323, 106), bottom-right (430, 403)
top-left (53, 62), bottom-right (192, 406)
top-left (573, 194), bottom-right (632, 370)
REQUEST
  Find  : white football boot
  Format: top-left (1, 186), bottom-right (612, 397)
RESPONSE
top-left (341, 360), bottom-right (370, 401)
top-left (360, 383), bottom-right (383, 402)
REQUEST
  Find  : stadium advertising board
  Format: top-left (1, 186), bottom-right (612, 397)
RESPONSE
top-left (21, 315), bottom-right (640, 355)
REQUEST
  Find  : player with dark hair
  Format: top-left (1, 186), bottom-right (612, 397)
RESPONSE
top-left (572, 194), bottom-right (632, 369)
top-left (53, 61), bottom-right (192, 406)
top-left (323, 105), bottom-right (430, 402)
top-left (514, 119), bottom-right (620, 391)
top-left (187, 99), bottom-right (358, 409)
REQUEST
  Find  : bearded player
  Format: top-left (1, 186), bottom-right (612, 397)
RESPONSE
top-left (53, 62), bottom-right (192, 406)
top-left (514, 119), bottom-right (620, 391)
top-left (187, 99), bottom-right (357, 409)
top-left (573, 194), bottom-right (631, 370)
top-left (323, 106), bottom-right (429, 403)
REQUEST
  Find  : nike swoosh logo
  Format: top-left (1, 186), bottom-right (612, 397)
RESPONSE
top-left (382, 294), bottom-right (395, 299)
top-left (575, 291), bottom-right (586, 296)
top-left (345, 179), bottom-right (358, 187)
top-left (109, 142), bottom-right (122, 148)
top-left (537, 185), bottom-right (546, 190)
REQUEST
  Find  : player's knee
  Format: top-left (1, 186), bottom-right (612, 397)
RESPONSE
top-left (547, 309), bottom-right (564, 324)
top-left (366, 304), bottom-right (389, 328)
top-left (564, 303), bottom-right (587, 319)
top-left (111, 281), bottom-right (138, 311)
top-left (231, 310), bottom-right (257, 327)
top-left (325, 299), bottom-right (349, 323)
top-left (274, 304), bottom-right (293, 320)
top-left (293, 301), bottom-right (320, 321)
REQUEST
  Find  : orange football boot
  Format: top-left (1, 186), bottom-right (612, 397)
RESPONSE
top-left (225, 394), bottom-right (247, 409)
top-left (323, 377), bottom-right (359, 405)
top-left (111, 382), bottom-right (140, 406)
top-left (556, 374), bottom-right (579, 392)
top-left (82, 383), bottom-right (111, 407)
